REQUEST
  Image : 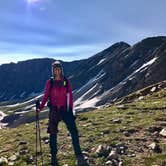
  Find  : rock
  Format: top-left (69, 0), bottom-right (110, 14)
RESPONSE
top-left (26, 156), bottom-right (33, 164)
top-left (127, 154), bottom-right (136, 157)
top-left (42, 136), bottom-right (49, 141)
top-left (150, 87), bottom-right (157, 92)
top-left (111, 159), bottom-right (119, 166)
top-left (138, 96), bottom-right (144, 100)
top-left (161, 161), bottom-right (166, 166)
top-left (16, 133), bottom-right (22, 137)
top-left (19, 148), bottom-right (29, 155)
top-left (107, 150), bottom-right (118, 160)
top-left (119, 161), bottom-right (123, 166)
top-left (91, 147), bottom-right (96, 152)
top-left (123, 128), bottom-right (137, 136)
top-left (127, 128), bottom-right (138, 134)
top-left (149, 142), bottom-right (162, 153)
top-left (95, 145), bottom-right (110, 157)
top-left (147, 126), bottom-right (162, 133)
top-left (67, 132), bottom-right (71, 137)
top-left (115, 143), bottom-right (128, 155)
top-left (101, 130), bottom-right (110, 135)
top-left (123, 131), bottom-right (130, 137)
top-left (0, 157), bottom-right (8, 164)
top-left (112, 119), bottom-right (122, 124)
top-left (95, 145), bottom-right (104, 156)
top-left (18, 140), bottom-right (27, 146)
top-left (117, 128), bottom-right (125, 132)
top-left (44, 139), bottom-right (49, 144)
top-left (126, 112), bottom-right (135, 115)
top-left (82, 151), bottom-right (89, 157)
top-left (152, 131), bottom-right (160, 137)
top-left (8, 161), bottom-right (14, 165)
top-left (9, 155), bottom-right (17, 161)
top-left (149, 142), bottom-right (156, 149)
top-left (159, 128), bottom-right (166, 137)
top-left (81, 151), bottom-right (89, 160)
top-left (158, 122), bottom-right (166, 127)
top-left (116, 105), bottom-right (125, 108)
top-left (105, 160), bottom-right (113, 165)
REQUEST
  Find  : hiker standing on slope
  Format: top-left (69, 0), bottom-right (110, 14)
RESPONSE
top-left (37, 61), bottom-right (87, 166)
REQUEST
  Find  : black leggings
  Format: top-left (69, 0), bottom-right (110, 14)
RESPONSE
top-left (49, 110), bottom-right (82, 157)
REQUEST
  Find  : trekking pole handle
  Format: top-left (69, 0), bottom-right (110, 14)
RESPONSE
top-left (35, 100), bottom-right (40, 114)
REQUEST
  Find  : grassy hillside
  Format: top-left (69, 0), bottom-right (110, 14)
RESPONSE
top-left (0, 87), bottom-right (166, 166)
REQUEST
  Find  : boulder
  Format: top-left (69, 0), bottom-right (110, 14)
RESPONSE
top-left (0, 157), bottom-right (8, 164)
top-left (8, 155), bottom-right (17, 161)
top-left (95, 145), bottom-right (111, 157)
top-left (26, 156), bottom-right (33, 164)
top-left (105, 160), bottom-right (113, 165)
top-left (107, 150), bottom-right (119, 160)
top-left (159, 128), bottom-right (166, 137)
top-left (149, 142), bottom-right (162, 153)
top-left (8, 161), bottom-right (14, 166)
top-left (146, 126), bottom-right (162, 133)
top-left (112, 119), bottom-right (122, 124)
top-left (19, 148), bottom-right (29, 155)
top-left (18, 140), bottom-right (27, 146)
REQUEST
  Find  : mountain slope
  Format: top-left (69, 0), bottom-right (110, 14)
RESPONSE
top-left (0, 36), bottom-right (166, 113)
top-left (0, 83), bottom-right (166, 166)
top-left (0, 58), bottom-right (82, 102)
top-left (73, 36), bottom-right (166, 110)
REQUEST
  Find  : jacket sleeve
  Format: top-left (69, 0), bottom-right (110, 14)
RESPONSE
top-left (39, 80), bottom-right (50, 111)
top-left (68, 80), bottom-right (73, 109)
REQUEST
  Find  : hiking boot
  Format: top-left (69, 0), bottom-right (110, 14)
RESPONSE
top-left (51, 156), bottom-right (58, 166)
top-left (76, 155), bottom-right (89, 166)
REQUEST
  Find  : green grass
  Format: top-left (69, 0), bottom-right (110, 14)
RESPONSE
top-left (0, 88), bottom-right (166, 165)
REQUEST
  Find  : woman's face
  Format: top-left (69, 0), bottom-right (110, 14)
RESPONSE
top-left (54, 67), bottom-right (62, 77)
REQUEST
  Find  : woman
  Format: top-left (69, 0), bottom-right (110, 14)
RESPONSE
top-left (38, 60), bottom-right (87, 166)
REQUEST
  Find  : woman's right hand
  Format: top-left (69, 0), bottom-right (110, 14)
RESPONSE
top-left (35, 100), bottom-right (41, 113)
top-left (36, 108), bottom-right (40, 114)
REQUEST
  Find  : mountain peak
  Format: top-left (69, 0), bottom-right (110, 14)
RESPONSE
top-left (111, 41), bottom-right (130, 48)
top-left (98, 41), bottom-right (130, 57)
top-left (134, 36), bottom-right (166, 50)
top-left (106, 41), bottom-right (130, 51)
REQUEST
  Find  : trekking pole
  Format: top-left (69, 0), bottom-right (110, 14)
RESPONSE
top-left (35, 107), bottom-right (38, 166)
top-left (37, 113), bottom-right (44, 166)
top-left (35, 100), bottom-right (44, 166)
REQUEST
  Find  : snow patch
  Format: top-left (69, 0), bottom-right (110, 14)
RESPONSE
top-left (129, 60), bottom-right (139, 68)
top-left (151, 87), bottom-right (156, 92)
top-left (0, 111), bottom-right (6, 121)
top-left (0, 111), bottom-right (8, 129)
top-left (14, 110), bottom-right (32, 114)
top-left (29, 92), bottom-right (40, 97)
top-left (68, 75), bottom-right (74, 79)
top-left (10, 94), bottom-right (17, 100)
top-left (119, 57), bottom-right (158, 86)
top-left (77, 69), bottom-right (106, 93)
top-left (75, 84), bottom-right (98, 106)
top-left (0, 92), bottom-right (6, 98)
top-left (20, 91), bottom-right (26, 98)
top-left (135, 57), bottom-right (158, 73)
top-left (97, 58), bottom-right (106, 65)
top-left (74, 83), bottom-right (100, 110)
top-left (25, 104), bottom-right (35, 110)
top-left (0, 94), bottom-right (43, 109)
top-left (102, 57), bottom-right (158, 98)
top-left (76, 97), bottom-right (100, 109)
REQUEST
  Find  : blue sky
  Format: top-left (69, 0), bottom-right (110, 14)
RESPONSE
top-left (0, 0), bottom-right (166, 64)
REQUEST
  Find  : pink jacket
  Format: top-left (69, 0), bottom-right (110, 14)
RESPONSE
top-left (39, 79), bottom-right (73, 111)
